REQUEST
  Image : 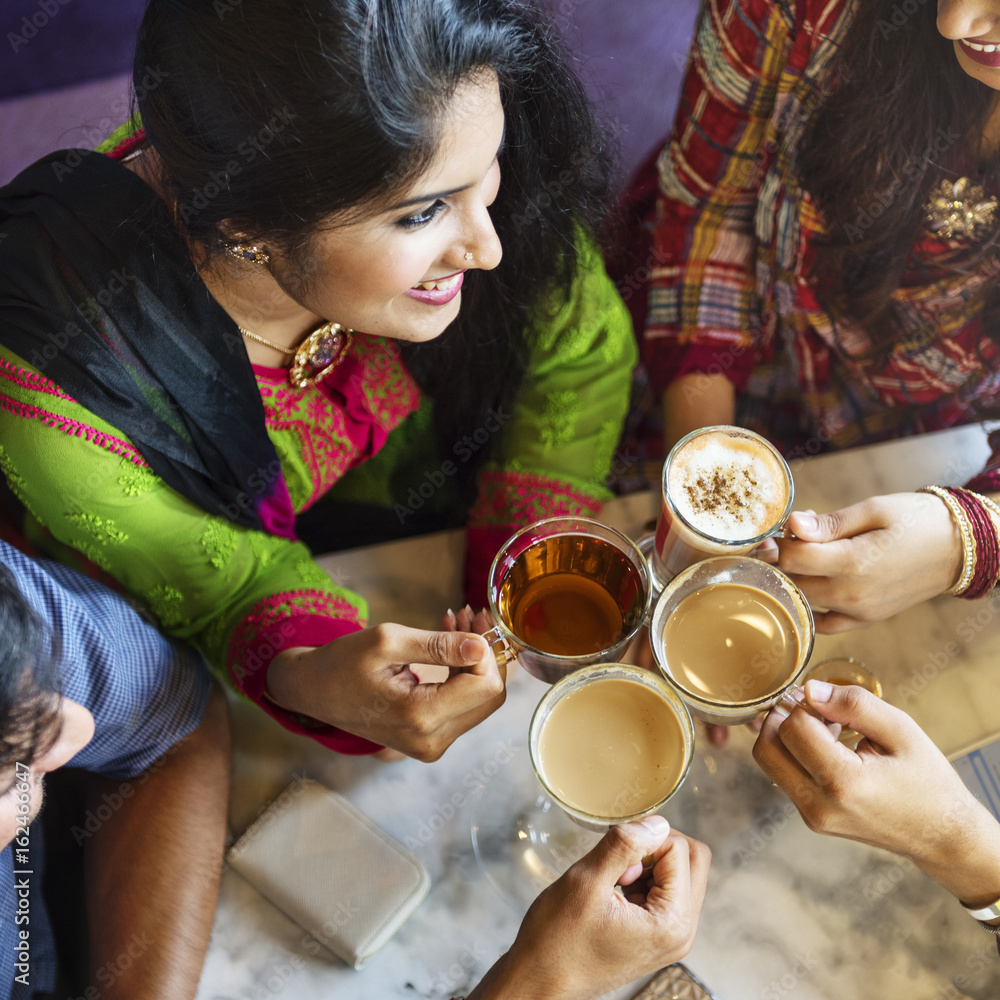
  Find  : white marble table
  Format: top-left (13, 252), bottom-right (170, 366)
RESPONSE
top-left (197, 423), bottom-right (1000, 1000)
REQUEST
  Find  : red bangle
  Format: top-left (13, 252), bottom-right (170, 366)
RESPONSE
top-left (945, 488), bottom-right (1000, 599)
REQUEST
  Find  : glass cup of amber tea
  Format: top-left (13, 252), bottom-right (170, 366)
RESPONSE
top-left (650, 425), bottom-right (794, 591)
top-left (649, 555), bottom-right (815, 727)
top-left (486, 516), bottom-right (652, 684)
top-left (800, 656), bottom-right (883, 746)
top-left (528, 663), bottom-right (695, 831)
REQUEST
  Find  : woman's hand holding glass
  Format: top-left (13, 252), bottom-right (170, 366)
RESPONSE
top-left (753, 679), bottom-right (1000, 913)
top-left (265, 623), bottom-right (506, 761)
top-left (774, 493), bottom-right (962, 633)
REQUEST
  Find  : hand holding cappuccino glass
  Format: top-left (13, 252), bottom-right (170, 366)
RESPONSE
top-left (529, 663), bottom-right (695, 831)
top-left (651, 425), bottom-right (794, 589)
top-left (650, 556), bottom-right (815, 727)
top-left (486, 516), bottom-right (652, 684)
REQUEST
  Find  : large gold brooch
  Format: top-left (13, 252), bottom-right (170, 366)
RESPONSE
top-left (288, 323), bottom-right (353, 390)
top-left (925, 177), bottom-right (999, 240)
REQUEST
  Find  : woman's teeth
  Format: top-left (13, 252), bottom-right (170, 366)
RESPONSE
top-left (413, 273), bottom-right (463, 292)
top-left (964, 39), bottom-right (1000, 51)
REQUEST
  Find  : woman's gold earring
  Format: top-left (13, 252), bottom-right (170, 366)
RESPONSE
top-left (223, 241), bottom-right (270, 265)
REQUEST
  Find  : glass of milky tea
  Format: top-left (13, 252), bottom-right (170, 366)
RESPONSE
top-left (650, 425), bottom-right (794, 590)
top-left (649, 555), bottom-right (815, 727)
top-left (528, 662), bottom-right (696, 831)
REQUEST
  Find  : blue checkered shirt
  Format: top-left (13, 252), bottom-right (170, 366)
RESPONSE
top-left (0, 541), bottom-right (212, 999)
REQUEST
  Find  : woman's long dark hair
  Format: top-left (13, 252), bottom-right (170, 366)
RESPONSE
top-left (798, 1), bottom-right (1000, 355)
top-left (133, 0), bottom-right (614, 478)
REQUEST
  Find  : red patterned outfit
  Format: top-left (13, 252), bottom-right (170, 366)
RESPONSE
top-left (624, 0), bottom-right (1000, 488)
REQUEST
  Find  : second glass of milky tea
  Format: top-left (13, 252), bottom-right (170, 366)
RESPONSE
top-left (651, 425), bottom-right (795, 589)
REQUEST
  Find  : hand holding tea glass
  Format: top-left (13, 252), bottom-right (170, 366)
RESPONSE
top-left (471, 661), bottom-right (698, 912)
top-left (753, 681), bottom-right (1000, 920)
top-left (773, 493), bottom-right (963, 633)
top-left (470, 817), bottom-right (711, 1000)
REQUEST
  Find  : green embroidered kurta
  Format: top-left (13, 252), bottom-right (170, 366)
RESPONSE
top-left (0, 227), bottom-right (636, 751)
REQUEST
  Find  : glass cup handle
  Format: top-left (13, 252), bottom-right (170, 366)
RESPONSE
top-left (635, 531), bottom-right (661, 625)
top-left (480, 623), bottom-right (515, 672)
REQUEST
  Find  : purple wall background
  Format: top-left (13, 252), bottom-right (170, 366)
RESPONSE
top-left (0, 0), bottom-right (700, 186)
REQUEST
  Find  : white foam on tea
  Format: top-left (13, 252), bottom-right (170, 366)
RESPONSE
top-left (668, 431), bottom-right (788, 541)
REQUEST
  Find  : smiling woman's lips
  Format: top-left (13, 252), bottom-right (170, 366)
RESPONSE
top-left (405, 270), bottom-right (465, 306)
top-left (959, 38), bottom-right (1000, 67)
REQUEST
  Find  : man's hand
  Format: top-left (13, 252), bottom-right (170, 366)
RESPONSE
top-left (471, 816), bottom-right (711, 1000)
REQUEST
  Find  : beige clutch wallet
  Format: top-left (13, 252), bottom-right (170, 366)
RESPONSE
top-left (629, 963), bottom-right (721, 999)
top-left (226, 777), bottom-right (431, 969)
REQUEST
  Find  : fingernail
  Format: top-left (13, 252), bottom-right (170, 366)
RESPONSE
top-left (463, 604), bottom-right (473, 615)
top-left (460, 637), bottom-right (486, 662)
top-left (769, 703), bottom-right (790, 721)
top-left (639, 814), bottom-right (669, 834)
top-left (796, 513), bottom-right (817, 532)
top-left (446, 608), bottom-right (455, 618)
top-left (807, 679), bottom-right (834, 703)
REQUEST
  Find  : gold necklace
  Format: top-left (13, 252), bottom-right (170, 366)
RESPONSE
top-left (239, 321), bottom-right (354, 389)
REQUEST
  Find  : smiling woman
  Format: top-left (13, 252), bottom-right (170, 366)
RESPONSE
top-left (0, 0), bottom-right (636, 760)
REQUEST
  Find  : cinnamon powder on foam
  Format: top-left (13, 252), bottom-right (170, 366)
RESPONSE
top-left (669, 432), bottom-right (786, 541)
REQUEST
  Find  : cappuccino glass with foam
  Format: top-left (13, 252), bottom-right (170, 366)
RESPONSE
top-left (651, 425), bottom-right (794, 589)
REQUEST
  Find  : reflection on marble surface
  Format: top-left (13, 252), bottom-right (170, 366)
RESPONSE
top-left (198, 423), bottom-right (1000, 1000)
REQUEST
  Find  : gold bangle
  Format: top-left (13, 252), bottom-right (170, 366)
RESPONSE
top-left (918, 486), bottom-right (976, 596)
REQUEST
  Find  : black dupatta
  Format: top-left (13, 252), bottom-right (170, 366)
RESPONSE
top-left (0, 149), bottom-right (294, 537)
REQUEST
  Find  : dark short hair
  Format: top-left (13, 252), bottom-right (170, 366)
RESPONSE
top-left (0, 563), bottom-right (63, 768)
